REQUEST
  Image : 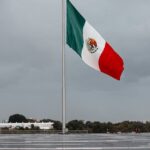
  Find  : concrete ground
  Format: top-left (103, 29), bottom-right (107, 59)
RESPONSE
top-left (0, 133), bottom-right (150, 149)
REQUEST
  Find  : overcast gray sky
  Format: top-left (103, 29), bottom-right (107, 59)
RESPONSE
top-left (0, 0), bottom-right (150, 122)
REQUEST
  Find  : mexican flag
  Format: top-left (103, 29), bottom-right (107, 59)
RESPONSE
top-left (67, 0), bottom-right (124, 80)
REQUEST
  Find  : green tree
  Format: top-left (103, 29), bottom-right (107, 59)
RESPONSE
top-left (53, 121), bottom-right (62, 130)
top-left (85, 121), bottom-right (93, 133)
top-left (40, 119), bottom-right (54, 123)
top-left (67, 120), bottom-right (85, 130)
top-left (92, 122), bottom-right (102, 133)
top-left (8, 114), bottom-right (28, 123)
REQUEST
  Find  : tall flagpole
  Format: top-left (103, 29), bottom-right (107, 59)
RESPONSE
top-left (62, 0), bottom-right (66, 134)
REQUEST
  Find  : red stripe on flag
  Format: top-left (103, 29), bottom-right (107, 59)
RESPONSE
top-left (99, 42), bottom-right (124, 80)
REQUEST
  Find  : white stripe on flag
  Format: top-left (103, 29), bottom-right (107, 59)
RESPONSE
top-left (82, 21), bottom-right (106, 71)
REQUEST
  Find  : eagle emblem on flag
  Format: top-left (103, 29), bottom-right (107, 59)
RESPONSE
top-left (87, 38), bottom-right (98, 53)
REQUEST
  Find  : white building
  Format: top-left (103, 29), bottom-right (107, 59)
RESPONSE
top-left (0, 122), bottom-right (53, 130)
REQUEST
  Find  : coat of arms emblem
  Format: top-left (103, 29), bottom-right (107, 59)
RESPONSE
top-left (87, 38), bottom-right (98, 53)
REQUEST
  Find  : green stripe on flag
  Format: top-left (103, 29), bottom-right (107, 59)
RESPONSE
top-left (67, 0), bottom-right (85, 57)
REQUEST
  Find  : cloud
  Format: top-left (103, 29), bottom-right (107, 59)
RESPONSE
top-left (0, 0), bottom-right (150, 122)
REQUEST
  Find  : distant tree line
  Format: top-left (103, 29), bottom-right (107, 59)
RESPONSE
top-left (8, 114), bottom-right (150, 133)
top-left (66, 120), bottom-right (150, 133)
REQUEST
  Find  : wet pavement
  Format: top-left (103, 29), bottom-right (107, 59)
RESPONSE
top-left (0, 133), bottom-right (150, 149)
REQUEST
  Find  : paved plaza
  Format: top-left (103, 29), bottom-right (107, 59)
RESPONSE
top-left (0, 133), bottom-right (150, 149)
